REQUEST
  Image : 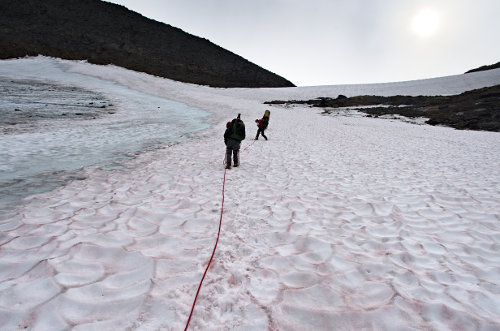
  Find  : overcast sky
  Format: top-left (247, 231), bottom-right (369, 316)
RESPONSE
top-left (105, 0), bottom-right (500, 86)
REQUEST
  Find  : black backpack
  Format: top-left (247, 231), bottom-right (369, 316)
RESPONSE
top-left (230, 119), bottom-right (245, 141)
top-left (262, 117), bottom-right (269, 129)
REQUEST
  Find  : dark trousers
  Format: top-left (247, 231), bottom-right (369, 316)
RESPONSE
top-left (226, 138), bottom-right (241, 166)
top-left (255, 128), bottom-right (267, 140)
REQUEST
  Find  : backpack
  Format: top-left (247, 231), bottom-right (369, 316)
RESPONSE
top-left (262, 110), bottom-right (270, 129)
top-left (230, 119), bottom-right (245, 141)
top-left (262, 116), bottom-right (269, 129)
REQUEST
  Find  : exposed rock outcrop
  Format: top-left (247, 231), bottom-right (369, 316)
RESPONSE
top-left (465, 62), bottom-right (500, 74)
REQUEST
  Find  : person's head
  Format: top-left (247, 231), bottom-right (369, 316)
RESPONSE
top-left (255, 119), bottom-right (259, 123)
top-left (226, 121), bottom-right (231, 128)
top-left (237, 113), bottom-right (241, 120)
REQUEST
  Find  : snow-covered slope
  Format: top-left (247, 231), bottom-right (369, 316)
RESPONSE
top-left (0, 57), bottom-right (499, 330)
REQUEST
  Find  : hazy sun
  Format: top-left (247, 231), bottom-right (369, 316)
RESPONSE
top-left (411, 8), bottom-right (440, 38)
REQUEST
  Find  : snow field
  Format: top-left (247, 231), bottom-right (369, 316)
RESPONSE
top-left (208, 110), bottom-right (500, 330)
top-left (0, 57), bottom-right (499, 330)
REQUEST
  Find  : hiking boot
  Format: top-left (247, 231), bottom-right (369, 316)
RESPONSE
top-left (233, 163), bottom-right (239, 167)
top-left (226, 165), bottom-right (232, 169)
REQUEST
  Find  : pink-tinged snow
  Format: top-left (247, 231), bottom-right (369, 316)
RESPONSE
top-left (1, 57), bottom-right (500, 330)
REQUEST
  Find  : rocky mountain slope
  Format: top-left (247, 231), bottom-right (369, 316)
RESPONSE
top-left (0, 0), bottom-right (294, 88)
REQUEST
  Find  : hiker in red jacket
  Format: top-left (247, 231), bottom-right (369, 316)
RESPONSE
top-left (255, 110), bottom-right (270, 140)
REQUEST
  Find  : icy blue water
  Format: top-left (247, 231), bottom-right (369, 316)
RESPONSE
top-left (0, 78), bottom-right (210, 213)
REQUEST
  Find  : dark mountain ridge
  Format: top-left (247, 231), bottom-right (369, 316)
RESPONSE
top-left (465, 61), bottom-right (500, 74)
top-left (0, 0), bottom-right (295, 88)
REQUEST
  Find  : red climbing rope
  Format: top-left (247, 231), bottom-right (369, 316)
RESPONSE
top-left (242, 139), bottom-right (256, 152)
top-left (184, 168), bottom-right (227, 331)
top-left (185, 140), bottom-right (256, 330)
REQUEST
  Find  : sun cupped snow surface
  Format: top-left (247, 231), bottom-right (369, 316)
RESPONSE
top-left (0, 57), bottom-right (499, 330)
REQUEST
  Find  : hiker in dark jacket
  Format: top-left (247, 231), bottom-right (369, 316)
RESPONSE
top-left (224, 114), bottom-right (245, 169)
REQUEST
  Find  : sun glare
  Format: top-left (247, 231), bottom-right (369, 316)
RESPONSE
top-left (412, 8), bottom-right (440, 38)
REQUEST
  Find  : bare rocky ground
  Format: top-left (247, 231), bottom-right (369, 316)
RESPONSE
top-left (265, 84), bottom-right (500, 132)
